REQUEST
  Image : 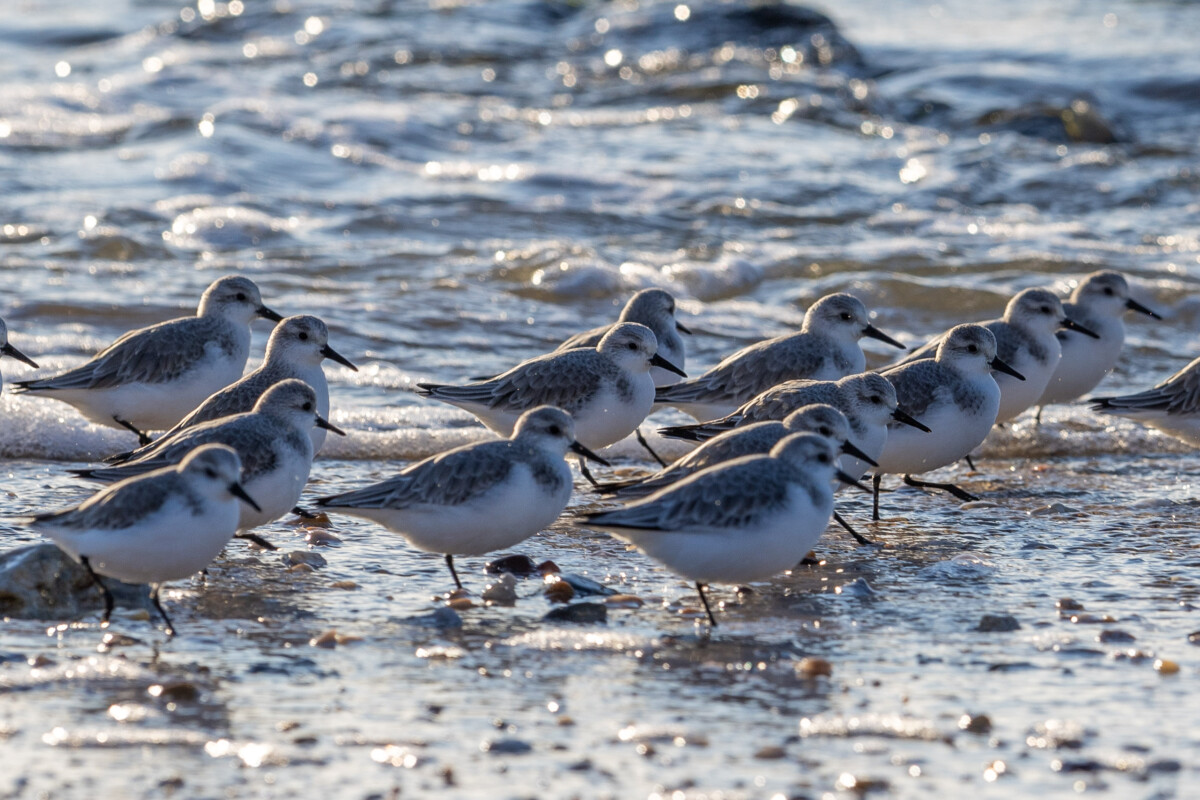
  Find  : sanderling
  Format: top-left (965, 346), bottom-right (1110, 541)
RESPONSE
top-left (316, 406), bottom-right (607, 589)
top-left (1091, 356), bottom-right (1200, 445)
top-left (556, 288), bottom-right (691, 386)
top-left (72, 379), bottom-right (340, 544)
top-left (417, 323), bottom-right (683, 483)
top-left (105, 315), bottom-right (356, 464)
top-left (13, 275), bottom-right (282, 444)
top-left (0, 317), bottom-right (39, 390)
top-left (897, 288), bottom-right (1097, 423)
top-left (1036, 271), bottom-right (1161, 417)
top-left (653, 293), bottom-right (904, 422)
top-left (873, 324), bottom-right (1024, 517)
top-left (576, 432), bottom-right (864, 626)
top-left (658, 372), bottom-right (929, 481)
top-left (600, 404), bottom-right (873, 499)
top-left (25, 443), bottom-right (260, 636)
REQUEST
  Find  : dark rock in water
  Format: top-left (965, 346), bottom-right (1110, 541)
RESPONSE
top-left (570, 1), bottom-right (862, 69)
top-left (399, 607), bottom-right (463, 629)
top-left (0, 544), bottom-right (149, 620)
top-left (484, 553), bottom-right (539, 577)
top-left (976, 98), bottom-right (1120, 143)
top-left (481, 737), bottom-right (533, 755)
top-left (557, 572), bottom-right (618, 597)
top-left (1097, 629), bottom-right (1136, 643)
top-left (975, 613), bottom-right (1021, 632)
top-left (543, 602), bottom-right (608, 624)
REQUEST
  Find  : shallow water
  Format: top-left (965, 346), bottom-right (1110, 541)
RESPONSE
top-left (2, 0), bottom-right (1200, 796)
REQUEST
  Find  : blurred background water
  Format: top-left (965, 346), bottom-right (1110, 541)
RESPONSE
top-left (2, 0), bottom-right (1199, 797)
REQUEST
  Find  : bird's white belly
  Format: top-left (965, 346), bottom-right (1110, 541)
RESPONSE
top-left (350, 468), bottom-right (570, 556)
top-left (1039, 330), bottom-right (1123, 406)
top-left (996, 348), bottom-right (1058, 422)
top-left (49, 498), bottom-right (240, 585)
top-left (576, 377), bottom-right (656, 450)
top-left (239, 454), bottom-right (312, 530)
top-left (876, 390), bottom-right (998, 475)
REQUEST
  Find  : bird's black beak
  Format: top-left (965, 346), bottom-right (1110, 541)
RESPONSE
top-left (863, 323), bottom-right (906, 350)
top-left (570, 441), bottom-right (610, 467)
top-left (1125, 298), bottom-right (1162, 320)
top-left (257, 305), bottom-right (284, 322)
top-left (1060, 317), bottom-right (1099, 339)
top-left (840, 439), bottom-right (878, 467)
top-left (316, 415), bottom-right (347, 436)
top-left (650, 353), bottom-right (687, 378)
top-left (675, 320), bottom-right (692, 335)
top-left (835, 469), bottom-right (872, 493)
top-left (989, 356), bottom-right (1025, 381)
top-left (1, 342), bottom-right (38, 369)
top-left (892, 407), bottom-right (932, 432)
top-left (321, 344), bottom-right (358, 371)
top-left (229, 482), bottom-right (262, 512)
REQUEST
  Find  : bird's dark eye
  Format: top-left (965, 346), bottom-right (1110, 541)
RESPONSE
top-left (967, 344), bottom-right (978, 353)
top-left (820, 426), bottom-right (831, 436)
top-left (299, 332), bottom-right (309, 341)
top-left (871, 395), bottom-right (881, 404)
top-left (204, 468), bottom-right (217, 478)
top-left (840, 312), bottom-right (853, 321)
top-left (628, 342), bottom-right (638, 350)
top-left (1040, 306), bottom-right (1051, 314)
top-left (817, 453), bottom-right (830, 463)
top-left (303, 402), bottom-right (313, 411)
top-left (548, 424), bottom-right (561, 436)
top-left (237, 292), bottom-right (247, 301)
top-left (1103, 287), bottom-right (1114, 296)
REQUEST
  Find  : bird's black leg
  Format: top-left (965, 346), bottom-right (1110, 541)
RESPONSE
top-left (903, 474), bottom-right (979, 502)
top-left (635, 428), bottom-right (668, 468)
top-left (696, 582), bottom-right (718, 627)
top-left (872, 474), bottom-right (882, 521)
top-left (235, 532), bottom-right (278, 551)
top-left (964, 454), bottom-right (977, 471)
top-left (150, 584), bottom-right (176, 637)
top-left (1034, 406), bottom-right (1044, 425)
top-left (80, 555), bottom-right (114, 623)
top-left (445, 554), bottom-right (463, 590)
top-left (577, 456), bottom-right (601, 489)
top-left (112, 416), bottom-right (152, 446)
top-left (291, 505), bottom-right (319, 519)
top-left (833, 510), bottom-right (876, 546)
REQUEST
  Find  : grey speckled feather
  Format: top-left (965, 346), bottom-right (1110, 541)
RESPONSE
top-left (81, 409), bottom-right (309, 483)
top-left (320, 438), bottom-right (565, 510)
top-left (422, 348), bottom-right (628, 414)
top-left (30, 468), bottom-right (201, 530)
top-left (1093, 355), bottom-right (1200, 414)
top-left (585, 456), bottom-right (798, 532)
top-left (18, 316), bottom-right (239, 391)
top-left (880, 358), bottom-right (989, 419)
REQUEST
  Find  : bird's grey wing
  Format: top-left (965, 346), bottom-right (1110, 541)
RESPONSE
top-left (1093, 356), bottom-right (1200, 414)
top-left (32, 471), bottom-right (178, 530)
top-left (20, 317), bottom-right (222, 390)
top-left (657, 335), bottom-right (811, 405)
top-left (321, 442), bottom-right (514, 509)
top-left (891, 331), bottom-right (944, 367)
top-left (422, 351), bottom-right (602, 414)
top-left (878, 359), bottom-right (945, 419)
top-left (585, 460), bottom-right (788, 531)
top-left (556, 324), bottom-right (610, 352)
top-left (111, 415), bottom-right (277, 478)
top-left (176, 371), bottom-right (270, 430)
top-left (740, 380), bottom-right (833, 422)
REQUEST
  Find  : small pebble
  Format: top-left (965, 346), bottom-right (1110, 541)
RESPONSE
top-left (754, 746), bottom-right (787, 760)
top-left (1154, 659), bottom-right (1180, 675)
top-left (330, 580), bottom-right (359, 590)
top-left (544, 575), bottom-right (575, 604)
top-left (1057, 598), bottom-right (1085, 611)
top-left (1030, 503), bottom-right (1079, 516)
top-left (1187, 631), bottom-right (1200, 646)
top-left (960, 501), bottom-right (1000, 510)
top-left (481, 574), bottom-right (518, 606)
top-left (446, 597), bottom-right (475, 611)
top-left (1097, 630), bottom-right (1136, 643)
top-left (288, 563), bottom-right (316, 574)
top-left (481, 738), bottom-right (533, 755)
top-left (538, 560), bottom-right (561, 576)
top-left (958, 713), bottom-right (992, 734)
top-left (484, 554), bottom-right (538, 576)
top-left (282, 550), bottom-right (327, 569)
top-left (27, 654), bottom-right (55, 668)
top-left (304, 529), bottom-right (342, 547)
top-left (796, 657), bottom-right (833, 677)
top-left (543, 602), bottom-right (607, 624)
top-left (976, 614), bottom-right (1021, 633)
top-left (310, 630), bottom-right (339, 649)
top-left (605, 594), bottom-right (645, 609)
